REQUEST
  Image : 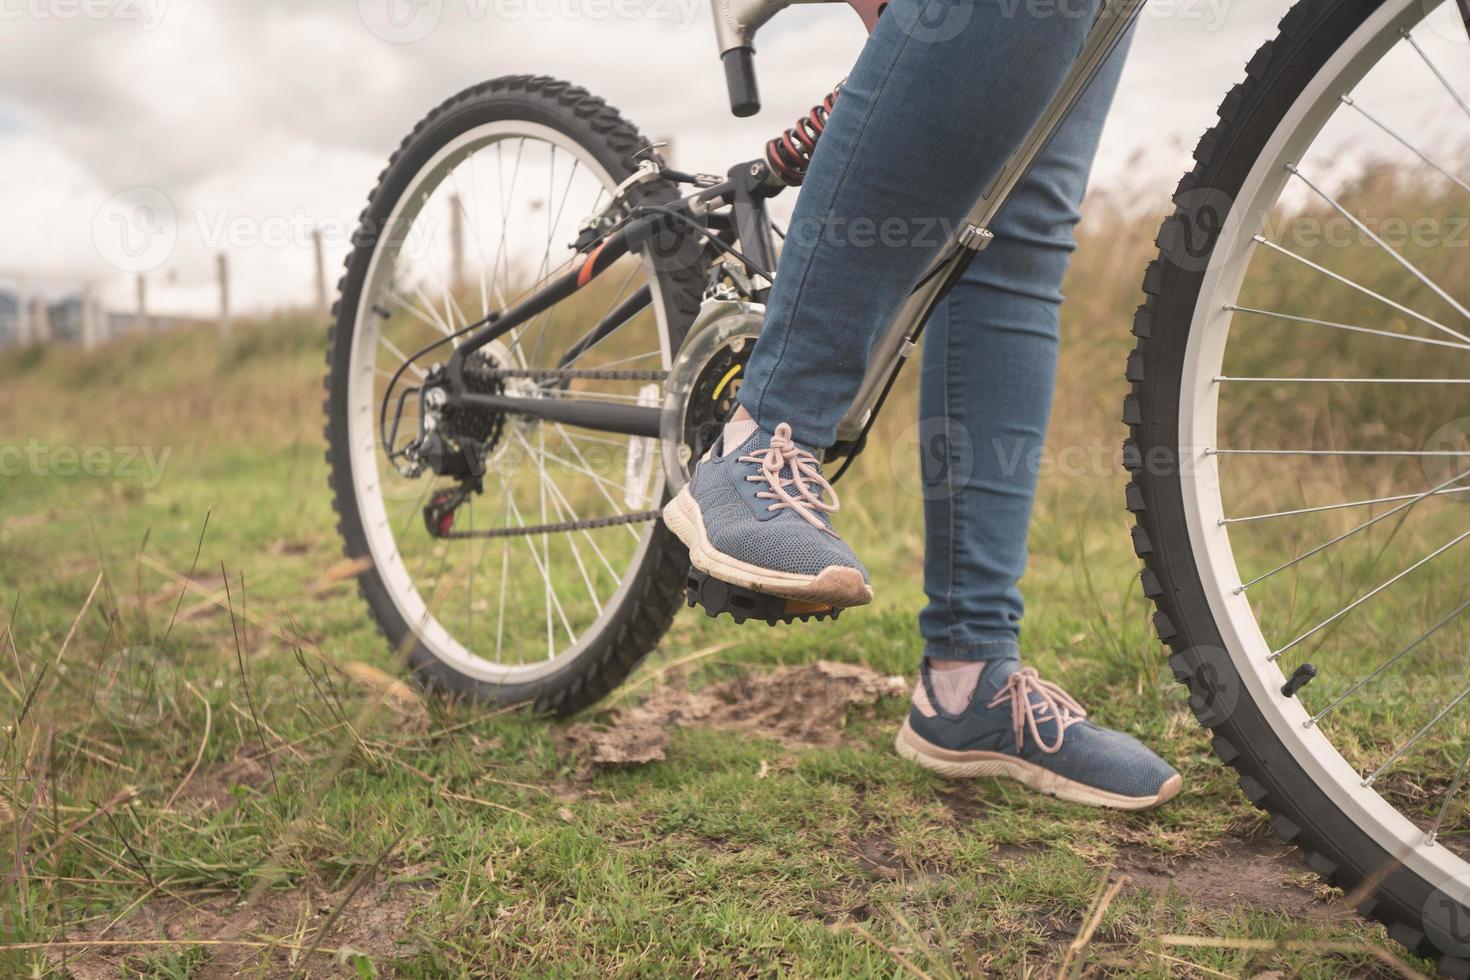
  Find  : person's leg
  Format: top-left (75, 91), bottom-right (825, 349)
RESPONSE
top-left (667, 0), bottom-right (1114, 608)
top-left (898, 27), bottom-right (1180, 810)
top-left (918, 19), bottom-right (1134, 678)
top-left (737, 0), bottom-right (1109, 449)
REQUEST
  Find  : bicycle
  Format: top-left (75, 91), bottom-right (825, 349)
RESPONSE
top-left (325, 0), bottom-right (1470, 970)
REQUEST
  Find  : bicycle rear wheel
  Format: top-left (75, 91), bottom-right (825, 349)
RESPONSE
top-left (1130, 0), bottom-right (1470, 972)
top-left (325, 76), bottom-right (704, 715)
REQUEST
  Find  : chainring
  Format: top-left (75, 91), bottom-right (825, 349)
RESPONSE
top-left (659, 300), bottom-right (764, 491)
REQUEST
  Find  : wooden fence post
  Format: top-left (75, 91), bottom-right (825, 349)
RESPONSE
top-left (16, 276), bottom-right (30, 345)
top-left (313, 230), bottom-right (329, 315)
top-left (217, 253), bottom-right (232, 335)
top-left (32, 295), bottom-right (51, 344)
top-left (81, 283), bottom-right (99, 349)
top-left (449, 193), bottom-right (466, 295)
top-left (136, 273), bottom-right (150, 334)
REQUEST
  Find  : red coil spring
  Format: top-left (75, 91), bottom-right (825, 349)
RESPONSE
top-left (764, 84), bottom-right (841, 187)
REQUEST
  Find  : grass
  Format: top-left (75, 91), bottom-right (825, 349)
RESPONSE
top-left (0, 175), bottom-right (1458, 976)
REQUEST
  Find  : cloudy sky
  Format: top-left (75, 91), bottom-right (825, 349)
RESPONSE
top-left (0, 0), bottom-right (1457, 315)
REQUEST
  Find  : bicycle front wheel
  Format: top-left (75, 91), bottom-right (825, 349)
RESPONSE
top-left (1130, 0), bottom-right (1470, 973)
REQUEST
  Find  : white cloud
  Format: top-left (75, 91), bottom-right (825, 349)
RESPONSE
top-left (13, 0), bottom-right (1454, 315)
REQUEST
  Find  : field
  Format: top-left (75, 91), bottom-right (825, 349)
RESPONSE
top-left (0, 184), bottom-right (1458, 977)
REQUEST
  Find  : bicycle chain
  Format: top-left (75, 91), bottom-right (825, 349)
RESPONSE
top-left (436, 509), bottom-right (662, 540)
top-left (480, 366), bottom-right (669, 382)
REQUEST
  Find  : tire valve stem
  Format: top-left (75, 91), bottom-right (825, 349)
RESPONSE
top-left (1281, 663), bottom-right (1318, 699)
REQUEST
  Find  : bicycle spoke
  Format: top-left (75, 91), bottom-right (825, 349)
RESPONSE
top-left (537, 443), bottom-right (647, 499)
top-left (1427, 737), bottom-right (1470, 846)
top-left (1237, 469), bottom-right (1470, 593)
top-left (377, 333), bottom-right (428, 380)
top-left (492, 463), bottom-right (575, 648)
top-left (412, 283), bottom-right (459, 337)
top-left (386, 287), bottom-right (453, 340)
top-left (524, 153), bottom-right (584, 366)
top-left (596, 349), bottom-right (666, 370)
top-left (1223, 308), bottom-right (1470, 354)
top-left (1224, 486), bottom-right (1470, 525)
top-left (1227, 305), bottom-right (1470, 352)
top-left (538, 425), bottom-right (554, 659)
top-left (1269, 528), bottom-right (1470, 662)
top-left (1211, 448), bottom-right (1466, 457)
top-left (1309, 599), bottom-right (1470, 728)
top-left (1402, 28), bottom-right (1470, 123)
top-left (1216, 376), bottom-right (1470, 384)
top-left (488, 137), bottom-right (526, 308)
top-left (512, 430), bottom-right (607, 614)
top-left (1364, 682), bottom-right (1470, 788)
top-left (495, 492), bottom-right (512, 660)
top-left (1340, 94), bottom-right (1470, 195)
top-left (553, 423), bottom-right (646, 543)
top-left (1287, 164), bottom-right (1470, 327)
top-left (1252, 235), bottom-right (1470, 346)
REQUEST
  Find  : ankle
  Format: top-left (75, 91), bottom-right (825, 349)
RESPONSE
top-left (722, 404), bottom-right (758, 449)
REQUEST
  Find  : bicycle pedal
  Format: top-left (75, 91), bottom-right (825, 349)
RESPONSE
top-left (684, 568), bottom-right (842, 626)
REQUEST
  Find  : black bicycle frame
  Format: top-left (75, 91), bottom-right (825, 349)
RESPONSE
top-left (436, 156), bottom-right (785, 441)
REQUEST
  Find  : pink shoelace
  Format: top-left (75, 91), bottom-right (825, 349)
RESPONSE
top-left (987, 667), bottom-right (1088, 755)
top-left (738, 422), bottom-right (840, 533)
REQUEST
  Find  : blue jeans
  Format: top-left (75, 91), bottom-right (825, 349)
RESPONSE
top-left (737, 0), bottom-right (1133, 661)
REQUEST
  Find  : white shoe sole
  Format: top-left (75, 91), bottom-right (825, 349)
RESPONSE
top-left (895, 719), bottom-right (1182, 812)
top-left (662, 486), bottom-right (874, 608)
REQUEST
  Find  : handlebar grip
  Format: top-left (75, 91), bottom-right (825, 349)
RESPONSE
top-left (722, 47), bottom-right (761, 118)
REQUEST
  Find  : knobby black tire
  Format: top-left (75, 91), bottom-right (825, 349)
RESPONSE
top-left (325, 76), bottom-right (702, 716)
top-left (1126, 2), bottom-right (1470, 974)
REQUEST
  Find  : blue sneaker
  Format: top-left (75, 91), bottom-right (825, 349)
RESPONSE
top-left (663, 422), bottom-right (873, 608)
top-left (896, 659), bottom-right (1181, 811)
